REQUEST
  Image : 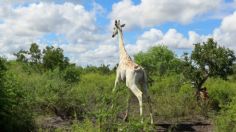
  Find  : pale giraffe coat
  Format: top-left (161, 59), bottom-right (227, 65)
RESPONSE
top-left (112, 20), bottom-right (153, 124)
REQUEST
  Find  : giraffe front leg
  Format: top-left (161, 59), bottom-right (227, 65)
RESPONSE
top-left (113, 70), bottom-right (120, 93)
top-left (113, 77), bottom-right (119, 93)
top-left (123, 91), bottom-right (131, 121)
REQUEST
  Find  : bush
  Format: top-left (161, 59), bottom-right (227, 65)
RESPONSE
top-left (3, 58), bottom-right (236, 131)
top-left (214, 97), bottom-right (236, 132)
top-left (150, 75), bottom-right (204, 120)
top-left (70, 118), bottom-right (99, 132)
top-left (63, 67), bottom-right (81, 83)
top-left (205, 78), bottom-right (236, 111)
top-left (0, 58), bottom-right (34, 131)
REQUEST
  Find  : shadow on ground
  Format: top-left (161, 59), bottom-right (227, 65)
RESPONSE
top-left (156, 122), bottom-right (212, 132)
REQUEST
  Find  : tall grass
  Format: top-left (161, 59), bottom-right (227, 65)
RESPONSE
top-left (3, 61), bottom-right (236, 131)
top-left (205, 78), bottom-right (236, 131)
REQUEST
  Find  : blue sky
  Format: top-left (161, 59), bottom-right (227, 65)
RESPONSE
top-left (79, 0), bottom-right (224, 42)
top-left (42, 1), bottom-right (221, 43)
top-left (42, 0), bottom-right (225, 44)
top-left (0, 0), bottom-right (236, 66)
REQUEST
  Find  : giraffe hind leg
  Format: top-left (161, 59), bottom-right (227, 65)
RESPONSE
top-left (143, 83), bottom-right (154, 124)
top-left (130, 84), bottom-right (143, 123)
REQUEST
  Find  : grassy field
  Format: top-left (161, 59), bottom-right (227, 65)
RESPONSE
top-left (1, 60), bottom-right (236, 132)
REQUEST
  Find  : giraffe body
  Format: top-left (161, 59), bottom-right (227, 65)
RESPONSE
top-left (112, 20), bottom-right (153, 124)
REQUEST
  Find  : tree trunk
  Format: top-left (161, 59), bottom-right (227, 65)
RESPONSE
top-left (196, 74), bottom-right (209, 100)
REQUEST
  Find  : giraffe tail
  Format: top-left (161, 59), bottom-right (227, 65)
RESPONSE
top-left (143, 69), bottom-right (148, 89)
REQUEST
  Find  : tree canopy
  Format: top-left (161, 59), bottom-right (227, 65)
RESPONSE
top-left (183, 38), bottom-right (236, 90)
top-left (42, 46), bottom-right (69, 70)
top-left (14, 43), bottom-right (70, 71)
top-left (29, 43), bottom-right (41, 64)
top-left (134, 45), bottom-right (182, 76)
top-left (14, 50), bottom-right (28, 63)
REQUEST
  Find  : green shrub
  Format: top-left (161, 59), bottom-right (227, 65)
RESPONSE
top-left (70, 118), bottom-right (98, 132)
top-left (63, 66), bottom-right (81, 83)
top-left (0, 58), bottom-right (34, 131)
top-left (3, 60), bottom-right (236, 131)
top-left (214, 97), bottom-right (236, 132)
top-left (206, 78), bottom-right (236, 111)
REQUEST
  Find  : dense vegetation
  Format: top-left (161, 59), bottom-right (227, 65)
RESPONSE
top-left (0, 39), bottom-right (236, 131)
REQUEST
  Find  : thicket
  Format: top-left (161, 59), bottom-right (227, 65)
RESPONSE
top-left (0, 39), bottom-right (235, 131)
top-left (0, 58), bottom-right (34, 131)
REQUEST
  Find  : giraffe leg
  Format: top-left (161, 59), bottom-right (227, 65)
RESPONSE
top-left (130, 85), bottom-right (143, 123)
top-left (113, 78), bottom-right (118, 93)
top-left (148, 96), bottom-right (153, 124)
top-left (113, 73), bottom-right (120, 93)
top-left (111, 73), bottom-right (120, 109)
top-left (143, 84), bottom-right (154, 124)
top-left (145, 94), bottom-right (153, 124)
top-left (123, 91), bottom-right (131, 121)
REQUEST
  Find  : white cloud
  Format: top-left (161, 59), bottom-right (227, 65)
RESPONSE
top-left (78, 43), bottom-right (118, 66)
top-left (0, 0), bottom-right (83, 5)
top-left (212, 11), bottom-right (236, 50)
top-left (0, 1), bottom-right (236, 67)
top-left (110, 0), bottom-right (222, 29)
top-left (61, 35), bottom-right (118, 66)
top-left (125, 28), bottom-right (209, 55)
top-left (220, 11), bottom-right (236, 32)
top-left (124, 11), bottom-right (236, 56)
top-left (0, 2), bottom-right (119, 67)
top-left (0, 2), bottom-right (99, 62)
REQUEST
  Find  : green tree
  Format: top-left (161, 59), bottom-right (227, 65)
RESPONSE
top-left (0, 57), bottom-right (7, 104)
top-left (42, 46), bottom-right (69, 70)
top-left (0, 57), bottom-right (34, 131)
top-left (13, 50), bottom-right (28, 63)
top-left (29, 43), bottom-right (41, 64)
top-left (183, 38), bottom-right (236, 91)
top-left (62, 56), bottom-right (70, 70)
top-left (134, 45), bottom-right (182, 76)
top-left (98, 64), bottom-right (111, 74)
top-left (0, 57), bottom-right (9, 130)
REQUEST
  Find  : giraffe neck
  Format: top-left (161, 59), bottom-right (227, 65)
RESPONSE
top-left (117, 29), bottom-right (131, 61)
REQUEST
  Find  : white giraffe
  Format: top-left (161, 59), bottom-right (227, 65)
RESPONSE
top-left (112, 20), bottom-right (153, 124)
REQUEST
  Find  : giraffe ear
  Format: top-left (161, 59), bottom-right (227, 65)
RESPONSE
top-left (121, 24), bottom-right (125, 27)
top-left (115, 20), bottom-right (118, 27)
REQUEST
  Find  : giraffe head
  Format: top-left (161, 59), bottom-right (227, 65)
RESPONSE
top-left (112, 20), bottom-right (125, 38)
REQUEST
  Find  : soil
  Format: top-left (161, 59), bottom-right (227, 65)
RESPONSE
top-left (37, 115), bottom-right (213, 132)
top-left (37, 97), bottom-right (213, 131)
top-left (155, 119), bottom-right (213, 132)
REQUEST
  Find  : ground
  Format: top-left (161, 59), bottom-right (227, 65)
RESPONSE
top-left (37, 115), bottom-right (213, 132)
top-left (156, 117), bottom-right (213, 132)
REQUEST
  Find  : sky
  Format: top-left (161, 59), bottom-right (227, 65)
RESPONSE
top-left (0, 0), bottom-right (236, 67)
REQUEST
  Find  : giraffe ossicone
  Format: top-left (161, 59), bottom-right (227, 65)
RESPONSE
top-left (112, 19), bottom-right (153, 124)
